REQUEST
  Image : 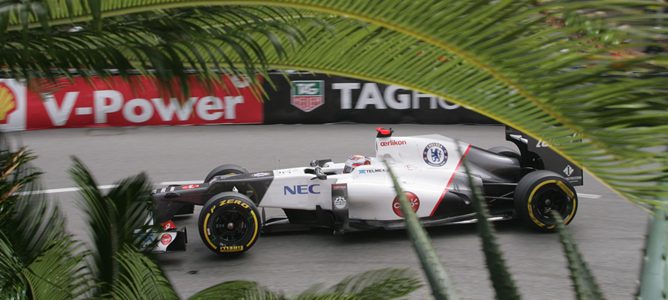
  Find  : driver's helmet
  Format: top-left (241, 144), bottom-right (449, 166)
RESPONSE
top-left (344, 155), bottom-right (371, 173)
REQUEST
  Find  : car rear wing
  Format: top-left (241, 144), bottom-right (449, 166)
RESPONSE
top-left (505, 127), bottom-right (583, 186)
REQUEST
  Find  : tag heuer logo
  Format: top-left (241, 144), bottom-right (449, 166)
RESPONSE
top-left (291, 80), bottom-right (324, 112)
top-left (563, 165), bottom-right (574, 177)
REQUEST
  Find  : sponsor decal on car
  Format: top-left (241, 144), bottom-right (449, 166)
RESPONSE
top-left (332, 183), bottom-right (347, 191)
top-left (291, 80), bottom-right (324, 112)
top-left (358, 168), bottom-right (386, 174)
top-left (284, 184), bottom-right (320, 195)
top-left (563, 165), bottom-right (574, 177)
top-left (379, 140), bottom-right (407, 147)
top-left (333, 196), bottom-right (347, 209)
top-left (275, 168), bottom-right (301, 176)
top-left (181, 184), bottom-right (200, 190)
top-left (392, 192), bottom-right (420, 217)
top-left (160, 220), bottom-right (177, 231)
top-left (252, 172), bottom-right (271, 177)
top-left (160, 233), bottom-right (173, 246)
top-left (423, 143), bottom-right (448, 166)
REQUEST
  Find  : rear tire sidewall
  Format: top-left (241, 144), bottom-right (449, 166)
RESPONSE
top-left (514, 170), bottom-right (578, 231)
top-left (205, 164), bottom-right (248, 183)
top-left (198, 192), bottom-right (261, 255)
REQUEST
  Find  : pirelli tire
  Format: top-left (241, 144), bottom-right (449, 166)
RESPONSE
top-left (514, 170), bottom-right (578, 232)
top-left (198, 192), bottom-right (261, 255)
top-left (205, 164), bottom-right (248, 183)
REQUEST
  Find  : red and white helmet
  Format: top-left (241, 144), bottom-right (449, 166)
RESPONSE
top-left (344, 155), bottom-right (370, 173)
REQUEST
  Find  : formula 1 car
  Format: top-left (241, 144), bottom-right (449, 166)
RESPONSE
top-left (153, 127), bottom-right (582, 255)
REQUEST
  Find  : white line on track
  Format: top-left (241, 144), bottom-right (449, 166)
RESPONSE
top-left (18, 184), bottom-right (117, 195)
top-left (578, 193), bottom-right (602, 199)
top-left (159, 181), bottom-right (203, 186)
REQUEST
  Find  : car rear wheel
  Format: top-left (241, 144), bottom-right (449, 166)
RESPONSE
top-left (514, 170), bottom-right (577, 232)
top-left (205, 164), bottom-right (248, 183)
top-left (198, 192), bottom-right (261, 255)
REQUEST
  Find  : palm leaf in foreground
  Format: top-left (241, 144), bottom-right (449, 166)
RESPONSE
top-left (384, 161), bottom-right (457, 300)
top-left (189, 280), bottom-right (282, 300)
top-left (323, 268), bottom-right (421, 300)
top-left (456, 144), bottom-right (521, 300)
top-left (553, 213), bottom-right (604, 300)
top-left (113, 245), bottom-right (179, 300)
top-left (0, 137), bottom-right (87, 299)
top-left (69, 157), bottom-right (168, 298)
top-left (189, 267), bottom-right (419, 300)
top-left (637, 206), bottom-right (667, 300)
top-left (0, 4), bottom-right (307, 98)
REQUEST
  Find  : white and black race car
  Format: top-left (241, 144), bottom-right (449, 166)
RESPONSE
top-left (153, 127), bottom-right (582, 255)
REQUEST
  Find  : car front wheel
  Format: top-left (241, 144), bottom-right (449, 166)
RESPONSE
top-left (198, 192), bottom-right (261, 255)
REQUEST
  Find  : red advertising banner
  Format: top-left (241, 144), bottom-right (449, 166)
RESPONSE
top-left (0, 75), bottom-right (264, 131)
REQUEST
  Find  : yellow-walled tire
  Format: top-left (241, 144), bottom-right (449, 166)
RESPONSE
top-left (198, 192), bottom-right (261, 255)
top-left (514, 170), bottom-right (578, 232)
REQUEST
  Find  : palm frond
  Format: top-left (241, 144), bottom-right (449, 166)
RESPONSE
top-left (0, 134), bottom-right (88, 299)
top-left (0, 4), bottom-right (307, 98)
top-left (457, 145), bottom-right (521, 300)
top-left (69, 157), bottom-right (155, 297)
top-left (384, 162), bottom-right (457, 300)
top-left (188, 280), bottom-right (283, 300)
top-left (22, 238), bottom-right (90, 300)
top-left (324, 268), bottom-right (422, 300)
top-left (553, 213), bottom-right (604, 300)
top-left (113, 245), bottom-right (178, 300)
top-left (637, 206), bottom-right (668, 299)
top-left (0, 231), bottom-right (31, 299)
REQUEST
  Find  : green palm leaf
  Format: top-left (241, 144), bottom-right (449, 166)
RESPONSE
top-left (0, 4), bottom-right (307, 97)
top-left (189, 268), bottom-right (420, 300)
top-left (113, 245), bottom-right (179, 300)
top-left (385, 162), bottom-right (457, 300)
top-left (189, 280), bottom-right (283, 300)
top-left (70, 157), bottom-right (160, 298)
top-left (553, 213), bottom-right (604, 300)
top-left (323, 268), bottom-right (422, 300)
top-left (457, 146), bottom-right (521, 300)
top-left (0, 136), bottom-right (88, 299)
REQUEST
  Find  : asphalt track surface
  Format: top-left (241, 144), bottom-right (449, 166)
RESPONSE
top-left (9, 124), bottom-right (647, 299)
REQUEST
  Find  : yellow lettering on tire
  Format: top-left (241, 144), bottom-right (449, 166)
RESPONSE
top-left (202, 212), bottom-right (216, 249)
top-left (246, 209), bottom-right (259, 247)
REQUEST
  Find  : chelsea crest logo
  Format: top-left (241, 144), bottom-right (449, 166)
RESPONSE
top-left (423, 143), bottom-right (448, 166)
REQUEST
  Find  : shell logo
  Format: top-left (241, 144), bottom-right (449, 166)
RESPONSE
top-left (0, 82), bottom-right (17, 124)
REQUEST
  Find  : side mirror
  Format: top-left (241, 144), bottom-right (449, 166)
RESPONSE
top-left (314, 166), bottom-right (327, 180)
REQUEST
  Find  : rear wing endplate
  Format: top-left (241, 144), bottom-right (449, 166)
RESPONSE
top-left (505, 127), bottom-right (583, 186)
